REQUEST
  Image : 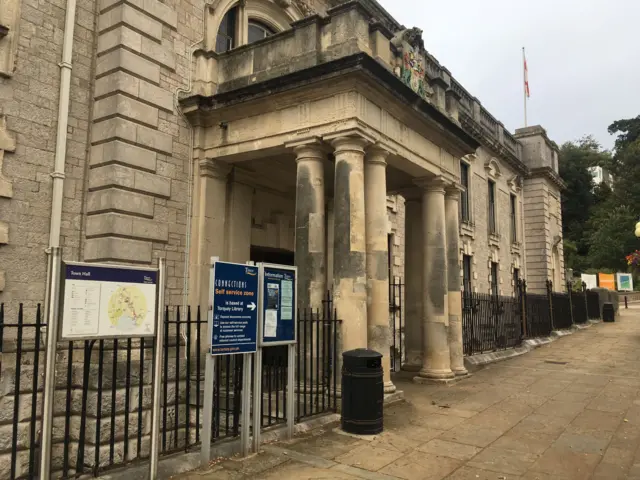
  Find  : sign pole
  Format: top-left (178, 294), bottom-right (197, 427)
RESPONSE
top-left (149, 257), bottom-right (166, 479)
top-left (241, 352), bottom-right (252, 456)
top-left (200, 257), bottom-right (218, 467)
top-left (287, 343), bottom-right (295, 439)
top-left (39, 246), bottom-right (62, 480)
top-left (252, 346), bottom-right (262, 453)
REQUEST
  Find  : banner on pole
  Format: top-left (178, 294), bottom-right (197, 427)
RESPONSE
top-left (617, 273), bottom-right (634, 292)
top-left (598, 273), bottom-right (616, 291)
top-left (581, 273), bottom-right (598, 290)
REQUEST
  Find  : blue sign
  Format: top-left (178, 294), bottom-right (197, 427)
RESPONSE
top-left (261, 266), bottom-right (296, 345)
top-left (211, 262), bottom-right (259, 355)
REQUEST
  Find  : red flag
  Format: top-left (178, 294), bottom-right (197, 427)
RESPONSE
top-left (524, 55), bottom-right (530, 98)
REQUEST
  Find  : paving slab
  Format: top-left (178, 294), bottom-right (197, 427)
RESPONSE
top-left (171, 307), bottom-right (640, 480)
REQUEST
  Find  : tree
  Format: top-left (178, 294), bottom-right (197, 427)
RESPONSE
top-left (587, 205), bottom-right (637, 271)
top-left (558, 136), bottom-right (610, 271)
top-left (608, 116), bottom-right (640, 214)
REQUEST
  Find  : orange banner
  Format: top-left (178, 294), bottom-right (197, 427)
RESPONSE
top-left (598, 273), bottom-right (615, 290)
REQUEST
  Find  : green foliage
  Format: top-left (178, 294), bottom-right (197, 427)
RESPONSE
top-left (559, 117), bottom-right (640, 273)
top-left (586, 204), bottom-right (637, 271)
top-left (558, 136), bottom-right (611, 271)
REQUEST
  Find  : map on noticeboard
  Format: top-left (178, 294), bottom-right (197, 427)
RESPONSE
top-left (61, 263), bottom-right (158, 340)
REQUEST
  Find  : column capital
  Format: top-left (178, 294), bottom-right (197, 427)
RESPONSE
top-left (329, 135), bottom-right (371, 155)
top-left (366, 143), bottom-right (394, 166)
top-left (199, 158), bottom-right (232, 179)
top-left (289, 138), bottom-right (329, 163)
top-left (414, 175), bottom-right (448, 193)
top-left (445, 183), bottom-right (464, 198)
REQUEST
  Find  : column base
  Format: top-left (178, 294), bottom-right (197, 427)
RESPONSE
top-left (413, 375), bottom-right (458, 385)
top-left (401, 363), bottom-right (422, 373)
top-left (383, 381), bottom-right (396, 394)
top-left (417, 368), bottom-right (455, 380)
top-left (453, 367), bottom-right (469, 377)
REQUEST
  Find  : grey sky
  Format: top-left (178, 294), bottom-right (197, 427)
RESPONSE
top-left (381, 0), bottom-right (640, 150)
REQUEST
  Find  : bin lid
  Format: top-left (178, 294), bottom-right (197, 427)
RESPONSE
top-left (343, 348), bottom-right (382, 359)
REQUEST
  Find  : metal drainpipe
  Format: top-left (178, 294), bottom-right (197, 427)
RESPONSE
top-left (48, 0), bottom-right (76, 250)
top-left (40, 1), bottom-right (76, 476)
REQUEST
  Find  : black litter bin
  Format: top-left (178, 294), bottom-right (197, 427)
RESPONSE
top-left (341, 349), bottom-right (384, 435)
top-left (603, 302), bottom-right (615, 322)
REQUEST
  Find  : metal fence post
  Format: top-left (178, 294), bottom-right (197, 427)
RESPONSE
top-left (39, 247), bottom-right (62, 480)
top-left (566, 281), bottom-right (575, 326)
top-left (149, 258), bottom-right (166, 479)
top-left (200, 257), bottom-right (218, 467)
top-left (546, 280), bottom-right (555, 331)
top-left (519, 280), bottom-right (528, 338)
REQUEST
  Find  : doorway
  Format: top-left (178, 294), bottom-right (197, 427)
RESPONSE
top-left (250, 246), bottom-right (294, 266)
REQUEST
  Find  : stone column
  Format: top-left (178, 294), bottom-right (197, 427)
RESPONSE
top-left (188, 158), bottom-right (231, 310)
top-left (365, 146), bottom-right (395, 393)
top-left (402, 196), bottom-right (422, 371)
top-left (331, 136), bottom-right (368, 353)
top-left (416, 176), bottom-right (454, 382)
top-left (293, 141), bottom-right (327, 309)
top-left (445, 185), bottom-right (467, 376)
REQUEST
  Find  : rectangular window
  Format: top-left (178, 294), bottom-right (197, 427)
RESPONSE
top-left (513, 268), bottom-right (520, 295)
top-left (463, 255), bottom-right (472, 292)
top-left (388, 234), bottom-right (393, 280)
top-left (510, 194), bottom-right (518, 243)
top-left (491, 262), bottom-right (499, 296)
top-left (488, 180), bottom-right (497, 235)
top-left (460, 162), bottom-right (470, 223)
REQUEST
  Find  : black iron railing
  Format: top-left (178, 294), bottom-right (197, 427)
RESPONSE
top-left (296, 293), bottom-right (341, 422)
top-left (571, 288), bottom-right (588, 324)
top-left (462, 292), bottom-right (522, 355)
top-left (524, 293), bottom-right (553, 338)
top-left (389, 278), bottom-right (404, 372)
top-left (0, 302), bottom-right (340, 479)
top-left (552, 293), bottom-right (573, 330)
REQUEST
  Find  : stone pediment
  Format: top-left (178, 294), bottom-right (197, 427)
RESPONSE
top-left (484, 157), bottom-right (502, 179)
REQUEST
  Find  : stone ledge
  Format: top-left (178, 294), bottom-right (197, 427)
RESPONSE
top-left (413, 375), bottom-right (461, 386)
top-left (551, 329), bottom-right (574, 338)
top-left (464, 346), bottom-right (531, 368)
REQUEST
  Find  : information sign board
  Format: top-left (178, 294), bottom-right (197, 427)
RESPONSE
top-left (60, 262), bottom-right (158, 340)
top-left (259, 264), bottom-right (297, 346)
top-left (211, 262), bottom-right (259, 355)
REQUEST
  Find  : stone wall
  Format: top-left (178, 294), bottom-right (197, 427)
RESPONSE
top-left (0, 0), bottom-right (98, 316)
top-left (459, 147), bottom-right (524, 296)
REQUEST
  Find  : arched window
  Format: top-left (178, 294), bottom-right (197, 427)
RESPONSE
top-left (216, 6), bottom-right (238, 53)
top-left (248, 20), bottom-right (274, 43)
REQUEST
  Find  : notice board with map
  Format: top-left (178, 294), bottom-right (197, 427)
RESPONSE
top-left (60, 262), bottom-right (159, 340)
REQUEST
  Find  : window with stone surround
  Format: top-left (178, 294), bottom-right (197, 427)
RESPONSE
top-left (463, 255), bottom-right (472, 293)
top-left (510, 193), bottom-right (518, 243)
top-left (215, 6), bottom-right (277, 54)
top-left (488, 179), bottom-right (497, 235)
top-left (491, 262), bottom-right (499, 296)
top-left (513, 267), bottom-right (520, 295)
top-left (460, 160), bottom-right (471, 224)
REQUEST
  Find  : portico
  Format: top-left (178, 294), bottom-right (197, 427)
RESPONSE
top-left (180, 1), bottom-right (481, 386)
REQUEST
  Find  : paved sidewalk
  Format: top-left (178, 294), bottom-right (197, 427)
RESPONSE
top-left (176, 306), bottom-right (640, 480)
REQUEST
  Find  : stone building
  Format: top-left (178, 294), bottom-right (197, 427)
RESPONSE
top-left (0, 0), bottom-right (565, 386)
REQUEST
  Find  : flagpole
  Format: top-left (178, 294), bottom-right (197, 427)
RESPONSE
top-left (523, 47), bottom-right (528, 127)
